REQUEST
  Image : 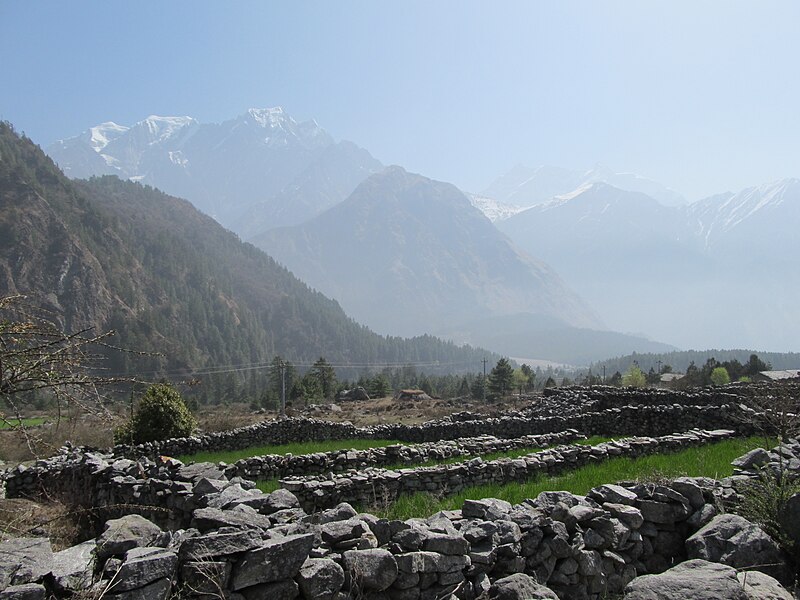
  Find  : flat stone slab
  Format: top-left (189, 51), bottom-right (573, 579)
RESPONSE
top-left (0, 538), bottom-right (53, 588)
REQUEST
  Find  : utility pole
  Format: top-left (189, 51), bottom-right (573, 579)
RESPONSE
top-left (280, 360), bottom-right (286, 417)
top-left (602, 365), bottom-right (606, 384)
top-left (482, 358), bottom-right (488, 402)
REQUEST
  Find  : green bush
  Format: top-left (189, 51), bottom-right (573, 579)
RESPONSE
top-left (115, 384), bottom-right (197, 445)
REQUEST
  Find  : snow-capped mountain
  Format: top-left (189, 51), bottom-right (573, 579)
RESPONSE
top-left (467, 194), bottom-right (528, 222)
top-left (686, 178), bottom-right (800, 254)
top-left (479, 164), bottom-right (686, 216)
top-left (46, 108), bottom-right (378, 229)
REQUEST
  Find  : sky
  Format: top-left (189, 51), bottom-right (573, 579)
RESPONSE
top-left (1, 1), bottom-right (799, 201)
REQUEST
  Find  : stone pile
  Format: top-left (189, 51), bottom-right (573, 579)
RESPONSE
top-left (226, 430), bottom-right (582, 481)
top-left (1, 461), bottom-right (793, 600)
top-left (281, 430), bottom-right (735, 511)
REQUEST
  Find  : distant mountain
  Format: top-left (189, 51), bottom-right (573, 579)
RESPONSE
top-left (252, 167), bottom-right (684, 364)
top-left (1, 123), bottom-right (498, 403)
top-left (46, 108), bottom-right (380, 230)
top-left (233, 141), bottom-right (383, 237)
top-left (480, 164), bottom-right (685, 213)
top-left (497, 177), bottom-right (800, 351)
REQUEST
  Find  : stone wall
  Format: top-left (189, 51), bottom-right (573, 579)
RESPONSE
top-left (280, 430), bottom-right (735, 511)
top-left (0, 432), bottom-right (767, 600)
top-left (111, 402), bottom-right (759, 460)
top-left (224, 430), bottom-right (582, 481)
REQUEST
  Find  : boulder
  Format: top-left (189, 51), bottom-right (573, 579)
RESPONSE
top-left (51, 541), bottom-right (95, 591)
top-left (685, 514), bottom-right (788, 582)
top-left (0, 538), bottom-right (53, 588)
top-left (96, 515), bottom-right (164, 560)
top-left (342, 548), bottom-right (398, 591)
top-left (484, 573), bottom-right (558, 599)
top-left (296, 558), bottom-right (344, 600)
top-left (737, 570), bottom-right (794, 600)
top-left (231, 534), bottom-right (314, 590)
top-left (109, 548), bottom-right (178, 592)
top-left (0, 583), bottom-right (47, 600)
top-left (623, 559), bottom-right (747, 600)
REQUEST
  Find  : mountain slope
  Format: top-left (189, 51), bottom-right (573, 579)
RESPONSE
top-left (252, 166), bottom-right (601, 339)
top-left (1, 122), bottom-right (497, 402)
top-left (480, 164), bottom-right (685, 211)
top-left (46, 108), bottom-right (379, 230)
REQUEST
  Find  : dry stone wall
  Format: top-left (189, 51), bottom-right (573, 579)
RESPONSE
top-left (4, 433), bottom-right (794, 600)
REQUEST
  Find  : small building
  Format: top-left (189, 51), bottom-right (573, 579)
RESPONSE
top-left (660, 373), bottom-right (685, 384)
top-left (755, 370), bottom-right (800, 382)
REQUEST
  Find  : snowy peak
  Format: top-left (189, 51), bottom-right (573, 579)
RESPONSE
top-left (86, 122), bottom-right (129, 152)
top-left (687, 178), bottom-right (800, 248)
top-left (136, 115), bottom-right (198, 144)
top-left (245, 107), bottom-right (290, 128)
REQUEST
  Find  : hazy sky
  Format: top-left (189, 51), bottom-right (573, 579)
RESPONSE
top-left (2, 1), bottom-right (798, 200)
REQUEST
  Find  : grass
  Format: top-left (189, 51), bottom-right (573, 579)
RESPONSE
top-left (0, 417), bottom-right (47, 430)
top-left (177, 438), bottom-right (404, 465)
top-left (370, 436), bottom-right (776, 520)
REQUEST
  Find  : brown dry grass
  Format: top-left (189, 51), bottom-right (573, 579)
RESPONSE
top-left (0, 498), bottom-right (81, 550)
top-left (0, 415), bottom-right (118, 464)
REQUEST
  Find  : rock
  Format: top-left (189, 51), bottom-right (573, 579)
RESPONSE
top-left (623, 559), bottom-right (747, 600)
top-left (0, 538), bottom-right (53, 588)
top-left (178, 529), bottom-right (263, 561)
top-left (180, 561), bottom-right (232, 595)
top-left (781, 492), bottom-right (800, 548)
top-left (342, 548), bottom-right (398, 591)
top-left (485, 573), bottom-right (559, 599)
top-left (320, 519), bottom-right (370, 546)
top-left (51, 541), bottom-right (95, 591)
top-left (737, 570), bottom-right (794, 600)
top-left (96, 515), bottom-right (164, 560)
top-left (296, 558), bottom-right (344, 600)
top-left (191, 507), bottom-right (274, 532)
top-left (731, 449), bottom-right (771, 471)
top-left (239, 579), bottom-right (299, 600)
top-left (109, 547), bottom-right (178, 592)
top-left (231, 534), bottom-right (314, 590)
top-left (0, 583), bottom-right (46, 600)
top-left (263, 489), bottom-right (301, 513)
top-left (177, 462), bottom-right (226, 482)
top-left (589, 484), bottom-right (638, 506)
top-left (106, 577), bottom-right (171, 600)
top-left (422, 533), bottom-right (469, 555)
top-left (603, 503), bottom-right (644, 529)
top-left (462, 498), bottom-right (512, 520)
top-left (685, 514), bottom-right (789, 582)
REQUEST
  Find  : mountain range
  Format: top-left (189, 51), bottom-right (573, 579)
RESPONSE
top-left (44, 108), bottom-right (800, 357)
top-left (0, 122), bottom-right (499, 404)
top-left (47, 108), bottom-right (382, 229)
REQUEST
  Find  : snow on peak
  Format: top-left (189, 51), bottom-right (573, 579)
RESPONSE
top-left (245, 107), bottom-right (292, 128)
top-left (87, 122), bottom-right (128, 152)
top-left (138, 115), bottom-right (197, 143)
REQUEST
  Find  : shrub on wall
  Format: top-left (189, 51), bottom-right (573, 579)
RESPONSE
top-left (115, 384), bottom-right (197, 444)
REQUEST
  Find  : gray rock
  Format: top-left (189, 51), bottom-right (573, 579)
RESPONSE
top-left (263, 489), bottom-right (301, 513)
top-left (179, 529), bottom-right (263, 561)
top-left (178, 462), bottom-right (226, 482)
top-left (422, 533), bottom-right (469, 555)
top-left (623, 559), bottom-right (748, 600)
top-left (589, 484), bottom-right (638, 506)
top-left (51, 540), bottom-right (95, 591)
top-left (191, 507), bottom-right (274, 532)
top-left (737, 570), bottom-right (794, 600)
top-left (638, 500), bottom-right (678, 524)
top-left (462, 498), bottom-right (512, 520)
top-left (486, 573), bottom-right (558, 599)
top-left (685, 514), bottom-right (788, 582)
top-left (320, 519), bottom-right (370, 545)
top-left (109, 548), bottom-right (178, 592)
top-left (239, 579), bottom-right (299, 600)
top-left (107, 577), bottom-right (171, 600)
top-left (732, 448), bottom-right (771, 471)
top-left (97, 515), bottom-right (163, 560)
top-left (0, 583), bottom-right (46, 600)
top-left (231, 534), bottom-right (314, 590)
top-left (296, 558), bottom-right (344, 600)
top-left (342, 548), bottom-right (398, 591)
top-left (0, 538), bottom-right (53, 588)
top-left (781, 492), bottom-right (800, 548)
top-left (603, 503), bottom-right (644, 529)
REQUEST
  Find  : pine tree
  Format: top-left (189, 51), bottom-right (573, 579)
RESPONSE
top-left (488, 358), bottom-right (514, 400)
